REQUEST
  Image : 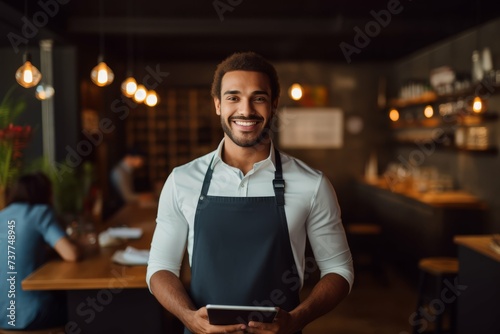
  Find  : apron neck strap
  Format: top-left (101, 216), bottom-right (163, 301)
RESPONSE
top-left (200, 148), bottom-right (284, 206)
top-left (273, 148), bottom-right (285, 206)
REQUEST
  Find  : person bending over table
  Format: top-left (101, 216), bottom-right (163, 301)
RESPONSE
top-left (0, 172), bottom-right (80, 331)
top-left (147, 52), bottom-right (354, 334)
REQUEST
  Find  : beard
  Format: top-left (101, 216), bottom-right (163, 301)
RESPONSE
top-left (220, 113), bottom-right (273, 148)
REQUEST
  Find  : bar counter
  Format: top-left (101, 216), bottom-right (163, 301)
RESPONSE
top-left (361, 177), bottom-right (486, 209)
top-left (454, 235), bottom-right (500, 334)
top-left (355, 177), bottom-right (486, 261)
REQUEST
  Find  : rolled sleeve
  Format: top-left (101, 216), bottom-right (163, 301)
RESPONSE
top-left (146, 172), bottom-right (189, 291)
top-left (307, 176), bottom-right (354, 291)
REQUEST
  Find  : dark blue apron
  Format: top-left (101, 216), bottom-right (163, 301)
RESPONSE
top-left (185, 148), bottom-right (301, 334)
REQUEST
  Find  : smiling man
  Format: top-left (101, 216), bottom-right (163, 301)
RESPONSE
top-left (147, 52), bottom-right (354, 334)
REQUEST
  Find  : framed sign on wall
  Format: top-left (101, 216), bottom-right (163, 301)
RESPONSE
top-left (278, 107), bottom-right (344, 149)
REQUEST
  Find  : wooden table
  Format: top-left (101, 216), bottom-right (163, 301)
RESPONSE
top-left (22, 203), bottom-right (169, 334)
top-left (23, 203), bottom-right (157, 291)
top-left (454, 235), bottom-right (500, 334)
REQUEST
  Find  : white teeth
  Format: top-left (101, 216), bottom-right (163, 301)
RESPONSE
top-left (234, 121), bottom-right (257, 126)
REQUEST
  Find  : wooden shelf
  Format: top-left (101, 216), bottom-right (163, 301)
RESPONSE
top-left (389, 83), bottom-right (500, 109)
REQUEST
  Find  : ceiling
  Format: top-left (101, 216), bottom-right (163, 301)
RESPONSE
top-left (1, 0), bottom-right (500, 64)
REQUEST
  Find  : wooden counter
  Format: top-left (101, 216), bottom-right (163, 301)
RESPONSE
top-left (362, 177), bottom-right (486, 209)
top-left (22, 203), bottom-right (157, 291)
top-left (355, 178), bottom-right (486, 264)
top-left (454, 235), bottom-right (500, 263)
top-left (454, 235), bottom-right (500, 334)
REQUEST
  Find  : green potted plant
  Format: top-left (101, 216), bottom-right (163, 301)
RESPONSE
top-left (0, 87), bottom-right (32, 209)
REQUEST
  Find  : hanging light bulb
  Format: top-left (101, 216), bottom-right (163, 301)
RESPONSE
top-left (91, 55), bottom-right (114, 87)
top-left (121, 76), bottom-right (137, 97)
top-left (133, 84), bottom-right (147, 103)
top-left (389, 109), bottom-right (400, 122)
top-left (472, 96), bottom-right (482, 113)
top-left (15, 52), bottom-right (42, 88)
top-left (288, 83), bottom-right (303, 101)
top-left (35, 83), bottom-right (55, 100)
top-left (145, 90), bottom-right (159, 107)
top-left (424, 105), bottom-right (434, 118)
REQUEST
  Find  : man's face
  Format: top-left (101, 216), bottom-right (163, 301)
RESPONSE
top-left (214, 70), bottom-right (277, 148)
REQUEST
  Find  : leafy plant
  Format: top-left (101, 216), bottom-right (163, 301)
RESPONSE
top-left (0, 86), bottom-right (26, 128)
top-left (26, 157), bottom-right (96, 216)
top-left (0, 86), bottom-right (31, 196)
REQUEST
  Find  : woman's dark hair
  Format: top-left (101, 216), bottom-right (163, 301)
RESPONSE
top-left (6, 172), bottom-right (53, 206)
top-left (211, 51), bottom-right (280, 101)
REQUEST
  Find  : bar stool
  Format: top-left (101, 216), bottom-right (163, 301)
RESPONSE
top-left (412, 257), bottom-right (459, 334)
top-left (0, 327), bottom-right (65, 334)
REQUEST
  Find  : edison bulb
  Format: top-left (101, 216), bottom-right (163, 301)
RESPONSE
top-left (145, 90), bottom-right (158, 107)
top-left (288, 83), bottom-right (303, 101)
top-left (389, 109), bottom-right (400, 122)
top-left (472, 97), bottom-right (482, 113)
top-left (133, 84), bottom-right (147, 103)
top-left (16, 60), bottom-right (42, 88)
top-left (91, 61), bottom-right (114, 87)
top-left (121, 77), bottom-right (137, 97)
top-left (424, 105), bottom-right (434, 118)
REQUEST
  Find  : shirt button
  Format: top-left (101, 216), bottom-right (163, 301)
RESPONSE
top-left (240, 183), bottom-right (245, 188)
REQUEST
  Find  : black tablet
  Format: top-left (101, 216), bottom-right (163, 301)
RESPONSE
top-left (206, 304), bottom-right (278, 325)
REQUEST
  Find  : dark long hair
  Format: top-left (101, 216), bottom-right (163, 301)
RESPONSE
top-left (6, 172), bottom-right (53, 206)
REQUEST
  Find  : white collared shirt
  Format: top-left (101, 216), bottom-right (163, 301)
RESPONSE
top-left (147, 140), bottom-right (354, 291)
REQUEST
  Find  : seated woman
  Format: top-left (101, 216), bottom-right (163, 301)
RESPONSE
top-left (0, 172), bottom-right (80, 330)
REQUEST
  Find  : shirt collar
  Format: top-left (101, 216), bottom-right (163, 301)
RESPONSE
top-left (212, 138), bottom-right (277, 171)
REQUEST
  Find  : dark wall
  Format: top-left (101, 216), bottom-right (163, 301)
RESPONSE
top-left (387, 18), bottom-right (500, 232)
top-left (0, 45), bottom-right (79, 167)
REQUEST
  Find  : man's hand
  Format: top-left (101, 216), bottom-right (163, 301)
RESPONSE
top-left (186, 306), bottom-right (248, 334)
top-left (244, 308), bottom-right (296, 334)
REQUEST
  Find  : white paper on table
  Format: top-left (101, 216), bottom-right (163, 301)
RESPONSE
top-left (112, 246), bottom-right (150, 265)
top-left (107, 227), bottom-right (143, 239)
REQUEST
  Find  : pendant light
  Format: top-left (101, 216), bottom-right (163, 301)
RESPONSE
top-left (145, 90), bottom-right (159, 107)
top-left (133, 85), bottom-right (147, 103)
top-left (91, 55), bottom-right (114, 87)
top-left (121, 77), bottom-right (137, 97)
top-left (91, 0), bottom-right (114, 87)
top-left (288, 83), bottom-right (303, 101)
top-left (15, 0), bottom-right (42, 88)
top-left (16, 52), bottom-right (42, 88)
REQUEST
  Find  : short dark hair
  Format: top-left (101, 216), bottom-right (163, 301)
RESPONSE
top-left (6, 172), bottom-right (53, 206)
top-left (211, 52), bottom-right (280, 101)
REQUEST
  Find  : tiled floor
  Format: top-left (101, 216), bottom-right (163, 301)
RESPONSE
top-left (301, 266), bottom-right (418, 334)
